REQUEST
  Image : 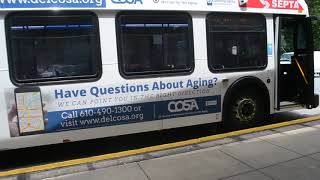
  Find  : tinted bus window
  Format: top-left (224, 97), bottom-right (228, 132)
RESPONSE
top-left (117, 12), bottom-right (194, 77)
top-left (6, 12), bottom-right (101, 84)
top-left (207, 13), bottom-right (267, 72)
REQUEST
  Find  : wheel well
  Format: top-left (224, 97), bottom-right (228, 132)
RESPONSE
top-left (223, 77), bottom-right (270, 117)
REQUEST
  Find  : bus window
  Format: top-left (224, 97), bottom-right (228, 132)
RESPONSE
top-left (116, 12), bottom-right (194, 77)
top-left (206, 13), bottom-right (267, 72)
top-left (5, 12), bottom-right (101, 84)
top-left (279, 19), bottom-right (295, 64)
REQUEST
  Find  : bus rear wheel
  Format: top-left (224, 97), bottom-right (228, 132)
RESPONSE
top-left (223, 89), bottom-right (267, 131)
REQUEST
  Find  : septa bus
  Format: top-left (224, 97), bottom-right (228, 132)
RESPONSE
top-left (0, 0), bottom-right (319, 150)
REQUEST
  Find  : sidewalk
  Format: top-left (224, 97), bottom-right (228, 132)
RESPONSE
top-left (43, 120), bottom-right (320, 180)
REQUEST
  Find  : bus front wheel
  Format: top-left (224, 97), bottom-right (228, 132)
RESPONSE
top-left (223, 89), bottom-right (267, 130)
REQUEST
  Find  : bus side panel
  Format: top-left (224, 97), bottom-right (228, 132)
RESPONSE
top-left (0, 118), bottom-right (161, 150)
top-left (0, 12), bottom-right (221, 150)
top-left (0, 13), bottom-right (276, 150)
top-left (97, 12), bottom-right (118, 65)
top-left (0, 13), bottom-right (163, 150)
top-left (0, 66), bottom-right (165, 150)
top-left (162, 13), bottom-right (222, 129)
top-left (0, 14), bottom-right (13, 145)
top-left (0, 15), bottom-right (7, 71)
top-left (0, 74), bottom-right (12, 144)
top-left (266, 15), bottom-right (276, 114)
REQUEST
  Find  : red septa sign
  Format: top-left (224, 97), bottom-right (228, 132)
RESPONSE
top-left (243, 0), bottom-right (303, 12)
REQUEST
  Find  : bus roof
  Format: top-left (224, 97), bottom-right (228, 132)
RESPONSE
top-left (0, 0), bottom-right (309, 16)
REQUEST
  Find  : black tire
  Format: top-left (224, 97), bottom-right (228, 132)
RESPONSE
top-left (222, 88), bottom-right (267, 131)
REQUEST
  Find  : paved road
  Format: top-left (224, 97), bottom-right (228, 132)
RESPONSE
top-left (43, 121), bottom-right (320, 180)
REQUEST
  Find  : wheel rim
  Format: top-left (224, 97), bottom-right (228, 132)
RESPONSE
top-left (233, 97), bottom-right (256, 123)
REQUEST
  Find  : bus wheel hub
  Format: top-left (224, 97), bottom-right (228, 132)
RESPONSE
top-left (234, 98), bottom-right (256, 122)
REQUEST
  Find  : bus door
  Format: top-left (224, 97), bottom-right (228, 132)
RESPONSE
top-left (276, 16), bottom-right (316, 109)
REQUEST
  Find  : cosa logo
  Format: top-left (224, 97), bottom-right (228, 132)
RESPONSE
top-left (168, 99), bottom-right (199, 113)
top-left (111, 0), bottom-right (143, 4)
top-left (207, 0), bottom-right (213, 5)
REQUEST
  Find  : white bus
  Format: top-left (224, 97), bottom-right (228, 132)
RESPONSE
top-left (315, 51), bottom-right (320, 77)
top-left (0, 0), bottom-right (319, 150)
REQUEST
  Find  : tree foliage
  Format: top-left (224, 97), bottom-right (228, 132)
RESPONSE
top-left (309, 0), bottom-right (320, 16)
top-left (309, 0), bottom-right (320, 50)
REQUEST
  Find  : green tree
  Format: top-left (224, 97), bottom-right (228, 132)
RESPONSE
top-left (309, 0), bottom-right (320, 50)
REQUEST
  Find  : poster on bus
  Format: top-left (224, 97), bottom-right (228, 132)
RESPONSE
top-left (5, 78), bottom-right (221, 137)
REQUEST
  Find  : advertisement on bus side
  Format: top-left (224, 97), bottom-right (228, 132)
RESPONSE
top-left (5, 78), bottom-right (221, 137)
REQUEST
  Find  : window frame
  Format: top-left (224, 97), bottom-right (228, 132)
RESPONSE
top-left (5, 11), bottom-right (102, 86)
top-left (206, 12), bottom-right (268, 73)
top-left (116, 11), bottom-right (195, 79)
